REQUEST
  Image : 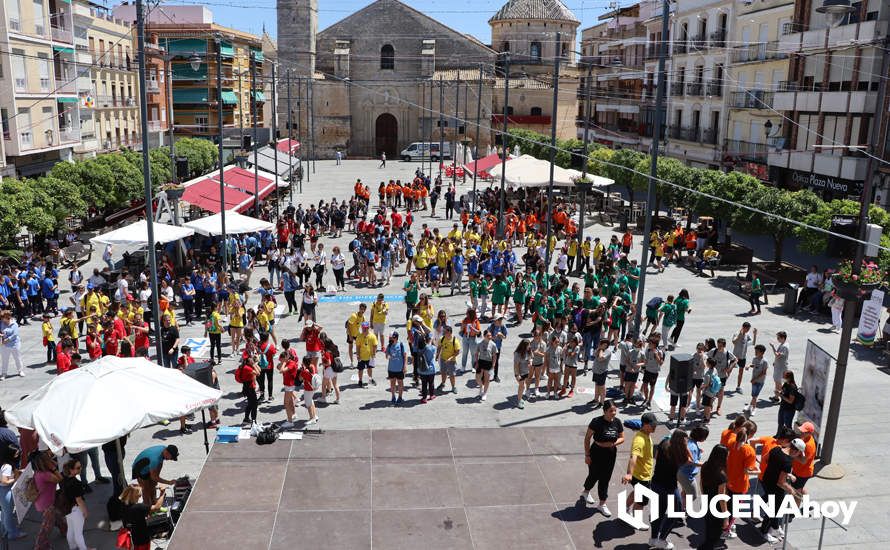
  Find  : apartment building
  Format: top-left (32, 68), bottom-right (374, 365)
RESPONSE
top-left (578, 4), bottom-right (649, 149)
top-left (723, 0), bottom-right (794, 181)
top-left (768, 0), bottom-right (887, 202)
top-left (143, 37), bottom-right (170, 149)
top-left (0, 0), bottom-right (80, 177)
top-left (74, 1), bottom-right (139, 157)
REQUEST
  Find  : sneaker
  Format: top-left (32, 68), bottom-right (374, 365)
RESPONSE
top-left (765, 533), bottom-right (779, 544)
top-left (558, 388), bottom-right (567, 397)
top-left (258, 392), bottom-right (265, 402)
top-left (583, 492), bottom-right (595, 505)
top-left (437, 383), bottom-right (445, 392)
top-left (750, 408), bottom-right (757, 417)
top-left (517, 399), bottom-right (525, 409)
top-left (391, 395), bottom-right (397, 405)
top-left (17, 372), bottom-right (24, 377)
top-left (180, 426), bottom-right (193, 436)
top-left (736, 386), bottom-right (743, 394)
top-left (493, 376), bottom-right (500, 383)
top-left (421, 398), bottom-right (428, 404)
top-left (600, 503), bottom-right (611, 517)
top-left (95, 476), bottom-right (110, 484)
top-left (281, 421), bottom-right (294, 429)
top-left (160, 419), bottom-right (170, 426)
top-left (307, 417), bottom-right (319, 425)
top-left (396, 397), bottom-right (404, 405)
top-left (370, 378), bottom-right (377, 386)
top-left (568, 389), bottom-right (574, 398)
top-left (451, 387), bottom-right (457, 394)
top-left (480, 392), bottom-right (487, 401)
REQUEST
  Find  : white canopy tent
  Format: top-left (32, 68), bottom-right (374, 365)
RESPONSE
top-left (184, 210), bottom-right (275, 236)
top-left (486, 154), bottom-right (585, 187)
top-left (89, 219), bottom-right (195, 247)
top-left (4, 356), bottom-right (222, 454)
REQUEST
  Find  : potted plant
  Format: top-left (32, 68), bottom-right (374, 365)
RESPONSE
top-left (161, 183), bottom-right (185, 200)
top-left (832, 260), bottom-right (885, 300)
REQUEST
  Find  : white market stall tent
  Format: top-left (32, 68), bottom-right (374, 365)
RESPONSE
top-left (184, 210), bottom-right (275, 236)
top-left (486, 154), bottom-right (585, 187)
top-left (90, 219), bottom-right (195, 247)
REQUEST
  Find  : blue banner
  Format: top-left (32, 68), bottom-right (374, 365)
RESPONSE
top-left (318, 294), bottom-right (404, 303)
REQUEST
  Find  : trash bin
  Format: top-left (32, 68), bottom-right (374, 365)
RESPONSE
top-left (619, 210), bottom-right (629, 232)
top-left (783, 284), bottom-right (798, 314)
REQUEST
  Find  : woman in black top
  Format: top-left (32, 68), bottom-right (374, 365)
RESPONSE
top-left (650, 429), bottom-right (689, 547)
top-left (582, 400), bottom-right (624, 516)
top-left (120, 485), bottom-right (164, 550)
top-left (777, 371), bottom-right (798, 429)
top-left (697, 444), bottom-right (728, 550)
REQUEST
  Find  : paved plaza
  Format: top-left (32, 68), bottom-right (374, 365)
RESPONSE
top-left (3, 159), bottom-right (886, 549)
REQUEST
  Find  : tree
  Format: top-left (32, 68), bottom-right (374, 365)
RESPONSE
top-left (149, 147), bottom-right (173, 189)
top-left (734, 187), bottom-right (822, 265)
top-left (608, 148), bottom-right (646, 204)
top-left (0, 179), bottom-right (53, 239)
top-left (91, 154), bottom-right (143, 208)
top-left (31, 176), bottom-right (87, 231)
top-left (175, 137), bottom-right (218, 177)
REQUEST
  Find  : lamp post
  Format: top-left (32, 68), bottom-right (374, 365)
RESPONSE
top-left (135, 0), bottom-right (163, 362)
top-left (207, 38), bottom-right (228, 271)
top-left (496, 52), bottom-right (510, 236)
top-left (543, 33), bottom-right (562, 266)
top-left (576, 59), bottom-right (594, 263)
top-left (250, 51), bottom-right (259, 217)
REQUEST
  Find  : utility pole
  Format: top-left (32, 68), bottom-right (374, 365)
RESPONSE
top-left (271, 62), bottom-right (279, 219)
top-left (577, 60), bottom-right (594, 259)
top-left (309, 76), bottom-right (316, 173)
top-left (250, 51), bottom-right (259, 217)
top-left (166, 56), bottom-right (175, 182)
top-left (438, 75), bottom-right (444, 180)
top-left (463, 76), bottom-right (469, 184)
top-left (136, 0), bottom-right (163, 362)
top-left (237, 64), bottom-right (244, 149)
top-left (497, 52), bottom-right (510, 236)
top-left (471, 64), bottom-right (483, 212)
top-left (544, 33), bottom-right (561, 266)
top-left (633, 0), bottom-right (670, 335)
top-left (820, 34), bottom-right (890, 472)
top-left (427, 78), bottom-right (434, 177)
top-left (286, 69), bottom-right (293, 204)
top-left (215, 36), bottom-right (228, 272)
top-left (298, 76), bottom-right (306, 185)
top-left (453, 72), bottom-right (460, 189)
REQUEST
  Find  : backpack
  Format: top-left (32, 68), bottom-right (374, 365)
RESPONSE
top-left (332, 357), bottom-right (344, 373)
top-left (234, 365), bottom-right (247, 384)
top-left (256, 425), bottom-right (279, 445)
top-left (794, 388), bottom-right (806, 411)
top-left (310, 371), bottom-right (322, 390)
top-left (707, 371), bottom-right (722, 395)
top-left (646, 296), bottom-right (663, 310)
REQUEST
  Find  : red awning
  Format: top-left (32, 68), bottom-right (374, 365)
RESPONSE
top-left (211, 167), bottom-right (276, 200)
top-left (276, 139), bottom-right (300, 154)
top-left (465, 153), bottom-right (509, 176)
top-left (182, 178), bottom-right (253, 214)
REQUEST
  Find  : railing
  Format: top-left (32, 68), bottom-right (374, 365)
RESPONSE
top-left (670, 82), bottom-right (685, 96)
top-left (55, 78), bottom-right (77, 94)
top-left (689, 35), bottom-right (707, 50)
top-left (35, 24), bottom-right (45, 37)
top-left (146, 80), bottom-right (160, 93)
top-left (14, 78), bottom-right (27, 92)
top-left (729, 90), bottom-right (774, 108)
top-left (8, 18), bottom-right (20, 31)
top-left (39, 78), bottom-right (51, 92)
top-left (670, 126), bottom-right (700, 141)
top-left (701, 128), bottom-right (718, 145)
top-left (2, 128), bottom-right (9, 140)
top-left (59, 127), bottom-right (80, 143)
top-left (146, 121), bottom-right (163, 132)
top-left (731, 42), bottom-right (787, 63)
top-left (782, 22), bottom-right (806, 35)
top-left (707, 80), bottom-right (723, 96)
top-left (51, 25), bottom-right (73, 43)
top-left (686, 82), bottom-right (704, 96)
top-left (20, 131), bottom-right (32, 148)
top-left (674, 42), bottom-right (687, 55)
top-left (709, 30), bottom-right (726, 48)
top-left (778, 80), bottom-right (823, 92)
top-left (645, 46), bottom-right (659, 60)
top-left (725, 139), bottom-right (768, 162)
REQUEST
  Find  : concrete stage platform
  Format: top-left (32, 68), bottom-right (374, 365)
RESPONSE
top-left (169, 426), bottom-right (779, 549)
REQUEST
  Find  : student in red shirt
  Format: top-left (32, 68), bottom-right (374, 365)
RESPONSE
top-left (300, 320), bottom-right (324, 369)
top-left (85, 326), bottom-right (103, 361)
top-left (257, 333), bottom-right (277, 402)
top-left (132, 319), bottom-right (150, 357)
top-left (297, 356), bottom-right (319, 425)
top-left (176, 346), bottom-right (196, 434)
top-left (103, 327), bottom-right (120, 357)
top-left (56, 341), bottom-right (74, 375)
top-left (278, 351), bottom-right (298, 427)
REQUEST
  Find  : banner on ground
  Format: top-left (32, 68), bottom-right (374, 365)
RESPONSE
top-left (801, 339), bottom-right (834, 441)
top-left (857, 288), bottom-right (884, 345)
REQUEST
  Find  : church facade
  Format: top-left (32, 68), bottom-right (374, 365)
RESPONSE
top-left (277, 0), bottom-right (580, 159)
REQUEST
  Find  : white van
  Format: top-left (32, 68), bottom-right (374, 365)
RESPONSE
top-left (400, 142), bottom-right (452, 161)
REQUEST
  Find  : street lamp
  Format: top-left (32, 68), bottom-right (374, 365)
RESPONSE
top-left (763, 120), bottom-right (772, 136)
top-left (816, 0), bottom-right (854, 27)
top-left (188, 54), bottom-right (202, 72)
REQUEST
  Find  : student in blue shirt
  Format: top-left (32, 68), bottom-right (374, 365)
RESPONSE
top-left (419, 341), bottom-right (438, 402)
top-left (488, 315), bottom-right (508, 383)
top-left (26, 274), bottom-right (42, 315)
top-left (41, 276), bottom-right (58, 314)
top-left (179, 277), bottom-right (196, 324)
top-left (451, 254), bottom-right (464, 295)
top-left (428, 264), bottom-right (441, 297)
top-left (238, 250), bottom-right (254, 285)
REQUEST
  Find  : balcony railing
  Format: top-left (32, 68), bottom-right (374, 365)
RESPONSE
top-left (8, 18), bottom-right (20, 31)
top-left (782, 22), bottom-right (806, 35)
top-left (147, 121), bottom-right (163, 132)
top-left (686, 82), bottom-right (704, 96)
top-left (55, 78), bottom-right (77, 94)
top-left (39, 78), bottom-right (51, 92)
top-left (707, 80), bottom-right (723, 97)
top-left (14, 78), bottom-right (27, 92)
top-left (671, 126), bottom-right (700, 141)
top-left (645, 46), bottom-right (659, 60)
top-left (51, 25), bottom-right (73, 43)
top-left (20, 131), bottom-right (33, 148)
top-left (729, 90), bottom-right (774, 109)
top-left (725, 139), bottom-right (768, 163)
top-left (689, 35), bottom-right (707, 50)
top-left (670, 82), bottom-right (685, 96)
top-left (709, 30), bottom-right (726, 48)
top-left (59, 127), bottom-right (80, 143)
top-left (731, 42), bottom-right (787, 63)
top-left (701, 128), bottom-right (718, 145)
top-left (146, 80), bottom-right (160, 93)
top-left (674, 42), bottom-right (687, 55)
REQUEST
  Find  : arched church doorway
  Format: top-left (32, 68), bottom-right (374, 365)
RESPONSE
top-left (375, 113), bottom-right (398, 157)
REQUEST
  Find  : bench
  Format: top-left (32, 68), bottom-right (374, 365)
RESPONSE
top-left (61, 241), bottom-right (93, 267)
top-left (736, 270), bottom-right (779, 304)
top-left (598, 209), bottom-right (621, 227)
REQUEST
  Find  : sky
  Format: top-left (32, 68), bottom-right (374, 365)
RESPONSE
top-left (156, 0), bottom-right (612, 43)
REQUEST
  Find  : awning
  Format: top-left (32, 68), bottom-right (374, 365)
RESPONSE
top-left (211, 166), bottom-right (275, 199)
top-left (254, 145), bottom-right (296, 180)
top-left (167, 38), bottom-right (207, 56)
top-left (173, 88), bottom-right (209, 104)
top-left (182, 178), bottom-right (253, 213)
top-left (90, 220), bottom-right (195, 247)
top-left (57, 97), bottom-right (79, 103)
top-left (250, 47), bottom-right (264, 62)
top-left (465, 152), bottom-right (509, 176)
top-left (172, 63), bottom-right (207, 80)
top-left (276, 139), bottom-right (300, 154)
top-left (487, 155), bottom-right (584, 187)
top-left (219, 41), bottom-right (234, 58)
top-left (184, 211), bottom-right (274, 236)
top-left (220, 91), bottom-right (238, 105)
top-left (52, 46), bottom-right (74, 54)
top-left (252, 90), bottom-right (266, 102)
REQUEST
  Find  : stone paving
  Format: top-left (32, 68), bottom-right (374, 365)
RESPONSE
top-left (2, 159), bottom-right (885, 549)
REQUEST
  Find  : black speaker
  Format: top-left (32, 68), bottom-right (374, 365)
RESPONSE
top-left (242, 135), bottom-right (252, 151)
top-left (827, 215), bottom-right (858, 259)
top-left (570, 147), bottom-right (585, 170)
top-left (669, 353), bottom-right (694, 394)
top-left (175, 157), bottom-right (189, 181)
top-left (183, 361), bottom-right (213, 387)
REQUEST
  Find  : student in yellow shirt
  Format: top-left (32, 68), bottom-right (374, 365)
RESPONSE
top-left (42, 313), bottom-right (56, 365)
top-left (345, 303), bottom-right (367, 366)
top-left (355, 322), bottom-right (379, 387)
top-left (581, 237), bottom-right (592, 272)
top-left (435, 324), bottom-right (461, 393)
top-left (370, 294), bottom-right (389, 351)
top-left (567, 238), bottom-right (579, 273)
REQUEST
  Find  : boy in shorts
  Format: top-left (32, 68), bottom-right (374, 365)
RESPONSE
top-left (701, 358), bottom-right (721, 424)
top-left (277, 351), bottom-right (298, 427)
top-left (744, 344), bottom-right (769, 416)
top-left (640, 337), bottom-right (664, 409)
top-left (436, 325), bottom-right (460, 394)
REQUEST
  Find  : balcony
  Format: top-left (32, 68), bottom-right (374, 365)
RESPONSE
top-left (706, 80), bottom-right (722, 97)
top-left (14, 78), bottom-right (27, 93)
top-left (768, 149), bottom-right (868, 181)
top-left (709, 30), bottom-right (726, 49)
top-left (146, 80), bottom-right (161, 93)
top-left (670, 82), bottom-right (685, 96)
top-left (729, 90), bottom-right (775, 109)
top-left (725, 140), bottom-right (769, 163)
top-left (674, 42), bottom-right (687, 55)
top-left (689, 35), bottom-right (707, 50)
top-left (51, 25), bottom-right (73, 44)
top-left (772, 88), bottom-right (878, 112)
top-left (701, 128), bottom-right (718, 146)
top-left (19, 131), bottom-right (33, 149)
top-left (731, 42), bottom-right (788, 64)
top-left (671, 126), bottom-right (700, 142)
top-left (55, 78), bottom-right (77, 95)
top-left (645, 46), bottom-right (660, 60)
top-left (686, 82), bottom-right (704, 96)
top-left (59, 126), bottom-right (80, 143)
top-left (779, 20), bottom-right (887, 53)
top-left (147, 121), bottom-right (164, 132)
top-left (8, 18), bottom-right (21, 32)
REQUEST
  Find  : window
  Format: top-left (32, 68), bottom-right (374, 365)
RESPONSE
top-left (1, 108), bottom-right (9, 140)
top-left (18, 107), bottom-right (31, 146)
top-left (33, 0), bottom-right (44, 36)
top-left (506, 106), bottom-right (514, 115)
top-left (37, 54), bottom-right (50, 91)
top-left (502, 41), bottom-right (510, 52)
top-left (530, 41), bottom-right (542, 62)
top-left (11, 49), bottom-right (26, 91)
top-left (380, 44), bottom-right (394, 70)
top-left (6, 0), bottom-right (20, 31)
top-left (530, 107), bottom-right (542, 116)
top-left (195, 115), bottom-right (208, 133)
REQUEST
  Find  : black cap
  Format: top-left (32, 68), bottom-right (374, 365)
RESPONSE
top-left (640, 412), bottom-right (658, 427)
top-left (165, 444), bottom-right (179, 461)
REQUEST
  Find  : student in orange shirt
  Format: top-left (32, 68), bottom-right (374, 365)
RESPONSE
top-left (725, 427), bottom-right (758, 537)
top-left (460, 210), bottom-right (470, 230)
top-left (791, 422), bottom-right (817, 490)
top-left (752, 426), bottom-right (795, 482)
top-left (720, 416), bottom-right (747, 447)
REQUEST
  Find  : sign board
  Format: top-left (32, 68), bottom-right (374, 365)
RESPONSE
top-left (800, 339), bottom-right (834, 441)
top-left (183, 337), bottom-right (210, 358)
top-left (790, 170), bottom-right (862, 196)
top-left (857, 288), bottom-right (884, 345)
top-left (318, 294), bottom-right (404, 304)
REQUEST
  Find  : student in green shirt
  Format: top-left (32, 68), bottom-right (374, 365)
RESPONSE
top-left (627, 260), bottom-right (641, 294)
top-left (671, 289), bottom-right (691, 346)
top-left (583, 269), bottom-right (598, 290)
top-left (608, 298), bottom-right (625, 346)
top-left (657, 295), bottom-right (678, 349)
top-left (581, 287), bottom-right (598, 310)
top-left (513, 278), bottom-right (528, 322)
top-left (491, 275), bottom-right (510, 317)
top-left (748, 273), bottom-right (762, 314)
top-left (404, 274), bottom-right (420, 321)
top-left (477, 275), bottom-right (491, 320)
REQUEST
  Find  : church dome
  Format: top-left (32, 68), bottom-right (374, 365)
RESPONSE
top-left (489, 0), bottom-right (580, 24)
